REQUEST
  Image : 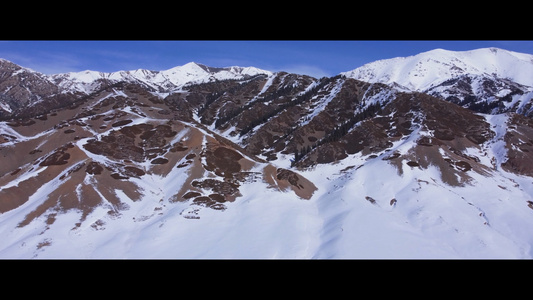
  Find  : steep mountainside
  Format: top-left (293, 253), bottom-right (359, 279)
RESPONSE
top-left (2, 50), bottom-right (533, 258)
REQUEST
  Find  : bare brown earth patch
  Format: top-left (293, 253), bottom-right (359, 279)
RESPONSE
top-left (1, 123), bottom-right (88, 177)
top-left (83, 122), bottom-right (178, 164)
top-left (201, 139), bottom-right (244, 177)
top-left (276, 168), bottom-right (304, 189)
top-left (262, 165), bottom-right (316, 200)
top-left (1, 143), bottom-right (86, 215)
top-left (3, 140), bottom-right (142, 228)
top-left (395, 135), bottom-right (492, 186)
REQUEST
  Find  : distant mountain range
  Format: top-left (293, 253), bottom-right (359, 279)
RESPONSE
top-left (1, 48), bottom-right (533, 259)
top-left (50, 62), bottom-right (272, 93)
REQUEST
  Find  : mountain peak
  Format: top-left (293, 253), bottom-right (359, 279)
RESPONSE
top-left (173, 61), bottom-right (208, 71)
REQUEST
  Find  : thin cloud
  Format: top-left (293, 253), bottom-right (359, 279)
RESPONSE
top-left (86, 48), bottom-right (164, 72)
top-left (280, 64), bottom-right (331, 78)
top-left (0, 50), bottom-right (85, 74)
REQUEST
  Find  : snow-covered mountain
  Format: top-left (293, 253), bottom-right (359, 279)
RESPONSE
top-left (343, 47), bottom-right (533, 90)
top-left (2, 49), bottom-right (533, 259)
top-left (343, 48), bottom-right (533, 116)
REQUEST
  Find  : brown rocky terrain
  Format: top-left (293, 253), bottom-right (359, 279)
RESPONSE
top-left (2, 60), bottom-right (533, 238)
top-left (0, 79), bottom-right (318, 230)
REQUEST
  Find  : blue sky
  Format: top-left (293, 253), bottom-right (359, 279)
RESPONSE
top-left (1, 40), bottom-right (533, 78)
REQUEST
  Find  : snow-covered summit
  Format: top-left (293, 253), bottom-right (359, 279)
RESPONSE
top-left (156, 62), bottom-right (272, 86)
top-left (342, 47), bottom-right (533, 91)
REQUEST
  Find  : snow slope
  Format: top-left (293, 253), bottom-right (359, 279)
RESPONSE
top-left (307, 141), bottom-right (533, 258)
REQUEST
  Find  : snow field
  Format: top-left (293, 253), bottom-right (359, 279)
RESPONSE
top-left (299, 143), bottom-right (533, 258)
